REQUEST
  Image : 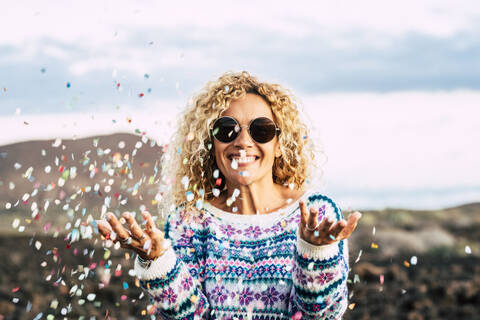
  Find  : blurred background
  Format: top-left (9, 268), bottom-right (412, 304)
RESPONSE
top-left (1, 1), bottom-right (479, 319)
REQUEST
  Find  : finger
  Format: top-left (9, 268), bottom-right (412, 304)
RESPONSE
top-left (319, 215), bottom-right (334, 234)
top-left (106, 212), bottom-right (131, 240)
top-left (96, 221), bottom-right (113, 240)
top-left (96, 220), bottom-right (113, 236)
top-left (329, 219), bottom-right (346, 240)
top-left (122, 212), bottom-right (146, 241)
top-left (339, 211), bottom-right (362, 238)
top-left (307, 207), bottom-right (319, 230)
top-left (299, 201), bottom-right (308, 227)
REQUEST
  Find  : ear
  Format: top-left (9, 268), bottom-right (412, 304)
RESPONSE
top-left (275, 143), bottom-right (282, 158)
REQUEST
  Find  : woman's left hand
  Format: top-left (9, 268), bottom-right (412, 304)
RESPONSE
top-left (299, 201), bottom-right (362, 246)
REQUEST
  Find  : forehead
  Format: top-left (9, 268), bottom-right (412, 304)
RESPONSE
top-left (221, 93), bottom-right (274, 123)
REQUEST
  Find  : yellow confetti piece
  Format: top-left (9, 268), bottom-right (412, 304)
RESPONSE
top-left (348, 303), bottom-right (356, 310)
top-left (190, 295), bottom-right (199, 303)
top-left (403, 261), bottom-right (410, 268)
top-left (104, 249), bottom-right (111, 260)
top-left (371, 242), bottom-right (378, 249)
top-left (135, 278), bottom-right (140, 287)
top-left (125, 252), bottom-right (130, 260)
top-left (141, 310), bottom-right (146, 316)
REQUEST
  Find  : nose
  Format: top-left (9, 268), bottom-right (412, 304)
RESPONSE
top-left (233, 125), bottom-right (254, 148)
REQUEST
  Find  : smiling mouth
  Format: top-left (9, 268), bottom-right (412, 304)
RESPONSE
top-left (227, 155), bottom-right (259, 164)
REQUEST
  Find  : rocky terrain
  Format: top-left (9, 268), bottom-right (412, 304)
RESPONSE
top-left (0, 135), bottom-right (479, 319)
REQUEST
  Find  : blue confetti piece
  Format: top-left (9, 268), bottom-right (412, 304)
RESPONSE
top-left (66, 82), bottom-right (71, 88)
top-left (123, 282), bottom-right (129, 289)
top-left (92, 220), bottom-right (99, 234)
top-left (329, 234), bottom-right (336, 240)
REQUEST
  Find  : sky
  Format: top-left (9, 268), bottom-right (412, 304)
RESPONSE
top-left (1, 0), bottom-right (480, 209)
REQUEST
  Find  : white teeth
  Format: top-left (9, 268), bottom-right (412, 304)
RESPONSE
top-left (232, 156), bottom-right (256, 164)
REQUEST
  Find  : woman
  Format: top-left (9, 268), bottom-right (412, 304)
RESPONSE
top-left (97, 71), bottom-right (361, 319)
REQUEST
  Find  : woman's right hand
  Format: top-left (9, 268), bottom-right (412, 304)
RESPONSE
top-left (96, 211), bottom-right (169, 261)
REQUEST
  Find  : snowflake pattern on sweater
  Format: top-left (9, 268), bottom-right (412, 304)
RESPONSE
top-left (134, 192), bottom-right (350, 320)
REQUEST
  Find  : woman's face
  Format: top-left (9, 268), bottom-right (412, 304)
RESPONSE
top-left (213, 93), bottom-right (281, 188)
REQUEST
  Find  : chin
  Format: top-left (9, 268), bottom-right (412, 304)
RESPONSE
top-left (228, 174), bottom-right (252, 186)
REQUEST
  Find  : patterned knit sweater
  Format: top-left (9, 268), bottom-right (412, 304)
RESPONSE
top-left (134, 191), bottom-right (350, 320)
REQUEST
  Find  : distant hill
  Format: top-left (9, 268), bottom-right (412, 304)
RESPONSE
top-left (0, 133), bottom-right (164, 234)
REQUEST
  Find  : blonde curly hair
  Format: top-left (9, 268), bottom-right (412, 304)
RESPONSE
top-left (160, 71), bottom-right (317, 213)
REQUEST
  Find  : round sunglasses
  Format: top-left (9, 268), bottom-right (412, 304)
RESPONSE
top-left (211, 116), bottom-right (281, 144)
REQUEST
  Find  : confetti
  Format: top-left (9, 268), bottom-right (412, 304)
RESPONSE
top-left (231, 159), bottom-right (238, 170)
top-left (410, 256), bottom-right (418, 265)
top-left (403, 261), bottom-right (410, 268)
top-left (348, 303), bottom-right (356, 310)
top-left (52, 138), bottom-right (62, 148)
top-left (12, 218), bottom-right (20, 229)
top-left (371, 242), bottom-right (378, 249)
top-left (143, 239), bottom-right (152, 251)
top-left (181, 176), bottom-right (189, 189)
top-left (50, 299), bottom-right (58, 309)
top-left (465, 245), bottom-right (472, 254)
top-left (354, 250), bottom-right (363, 263)
top-left (232, 188), bottom-right (240, 198)
top-left (190, 295), bottom-right (199, 303)
top-left (353, 274), bottom-right (360, 283)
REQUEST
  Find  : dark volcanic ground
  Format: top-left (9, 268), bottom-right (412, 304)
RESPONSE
top-left (1, 235), bottom-right (479, 320)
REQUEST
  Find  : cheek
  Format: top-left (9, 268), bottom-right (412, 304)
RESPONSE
top-left (213, 143), bottom-right (226, 167)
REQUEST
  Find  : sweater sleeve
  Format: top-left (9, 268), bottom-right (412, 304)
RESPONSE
top-left (289, 193), bottom-right (350, 320)
top-left (134, 209), bottom-right (211, 319)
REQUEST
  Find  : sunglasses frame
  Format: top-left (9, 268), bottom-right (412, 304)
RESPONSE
top-left (211, 116), bottom-right (281, 144)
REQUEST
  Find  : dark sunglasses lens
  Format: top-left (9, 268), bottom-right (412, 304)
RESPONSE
top-left (250, 118), bottom-right (277, 143)
top-left (212, 117), bottom-right (238, 142)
